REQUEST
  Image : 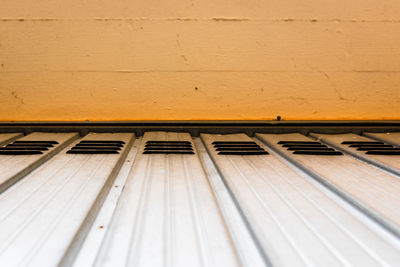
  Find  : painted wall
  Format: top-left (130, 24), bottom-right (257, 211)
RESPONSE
top-left (0, 0), bottom-right (399, 121)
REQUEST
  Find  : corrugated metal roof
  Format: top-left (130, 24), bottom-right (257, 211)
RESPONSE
top-left (0, 131), bottom-right (399, 267)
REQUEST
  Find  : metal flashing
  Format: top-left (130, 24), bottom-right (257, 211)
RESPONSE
top-left (0, 129), bottom-right (398, 266)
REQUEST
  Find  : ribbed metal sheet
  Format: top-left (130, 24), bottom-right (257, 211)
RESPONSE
top-left (0, 132), bottom-right (79, 193)
top-left (0, 133), bottom-right (134, 267)
top-left (257, 133), bottom-right (400, 236)
top-left (310, 133), bottom-right (400, 176)
top-left (0, 131), bottom-right (399, 267)
top-left (94, 132), bottom-right (240, 267)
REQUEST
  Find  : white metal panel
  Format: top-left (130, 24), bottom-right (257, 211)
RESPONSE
top-left (0, 132), bottom-right (79, 193)
top-left (0, 133), bottom-right (134, 267)
top-left (73, 137), bottom-right (143, 267)
top-left (202, 133), bottom-right (400, 267)
top-left (95, 132), bottom-right (240, 267)
top-left (193, 138), bottom-right (267, 267)
top-left (0, 133), bottom-right (23, 146)
top-left (0, 130), bottom-right (399, 267)
top-left (256, 133), bottom-right (400, 236)
top-left (310, 133), bottom-right (400, 177)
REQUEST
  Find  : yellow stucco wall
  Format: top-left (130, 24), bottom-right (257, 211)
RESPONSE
top-left (0, 0), bottom-right (399, 121)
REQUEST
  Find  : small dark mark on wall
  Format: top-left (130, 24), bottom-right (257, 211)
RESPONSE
top-left (11, 91), bottom-right (25, 104)
top-left (212, 17), bottom-right (250, 22)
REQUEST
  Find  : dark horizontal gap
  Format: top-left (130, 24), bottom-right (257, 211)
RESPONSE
top-left (287, 147), bottom-right (334, 151)
top-left (143, 150), bottom-right (195, 154)
top-left (13, 140), bottom-right (59, 144)
top-left (144, 147), bottom-right (193, 151)
top-left (67, 150), bottom-right (119, 154)
top-left (213, 144), bottom-right (260, 148)
top-left (79, 140), bottom-right (125, 144)
top-left (76, 143), bottom-right (123, 147)
top-left (6, 144), bottom-right (52, 148)
top-left (218, 151), bottom-right (269, 155)
top-left (349, 144), bottom-right (393, 148)
top-left (71, 146), bottom-right (121, 150)
top-left (145, 144), bottom-right (192, 148)
top-left (366, 151), bottom-right (400, 155)
top-left (293, 150), bottom-right (343, 155)
top-left (278, 141), bottom-right (321, 145)
top-left (282, 144), bottom-right (327, 148)
top-left (357, 147), bottom-right (400, 151)
top-left (146, 141), bottom-right (191, 144)
top-left (0, 150), bottom-right (43, 155)
top-left (7, 143), bottom-right (54, 147)
top-left (342, 141), bottom-right (384, 145)
top-left (216, 147), bottom-right (265, 151)
top-left (0, 147), bottom-right (48, 151)
top-left (212, 141), bottom-right (257, 145)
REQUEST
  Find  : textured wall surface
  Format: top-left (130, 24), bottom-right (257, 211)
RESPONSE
top-left (0, 0), bottom-right (399, 121)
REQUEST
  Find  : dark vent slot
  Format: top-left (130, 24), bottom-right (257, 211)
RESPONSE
top-left (67, 140), bottom-right (124, 154)
top-left (143, 141), bottom-right (194, 154)
top-left (293, 151), bottom-right (343, 155)
top-left (214, 144), bottom-right (260, 149)
top-left (279, 140), bottom-right (342, 155)
top-left (0, 150), bottom-right (43, 155)
top-left (287, 147), bottom-right (334, 151)
top-left (278, 141), bottom-right (320, 145)
top-left (341, 141), bottom-right (383, 145)
top-left (144, 147), bottom-right (193, 151)
top-left (216, 147), bottom-right (265, 151)
top-left (70, 146), bottom-right (121, 150)
top-left (213, 141), bottom-right (269, 155)
top-left (7, 143), bottom-right (54, 147)
top-left (145, 144), bottom-right (192, 148)
top-left (67, 150), bottom-right (119, 154)
top-left (143, 150), bottom-right (195, 154)
top-left (349, 144), bottom-right (393, 148)
top-left (13, 141), bottom-right (59, 144)
top-left (366, 151), bottom-right (400, 155)
top-left (146, 141), bottom-right (190, 145)
top-left (0, 140), bottom-right (57, 155)
top-left (282, 145), bottom-right (328, 148)
top-left (342, 140), bottom-right (400, 155)
top-left (357, 147), bottom-right (400, 151)
top-left (79, 140), bottom-right (125, 144)
top-left (218, 151), bottom-right (269, 155)
top-left (213, 141), bottom-right (258, 145)
top-left (75, 143), bottom-right (123, 147)
top-left (0, 147), bottom-right (48, 151)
